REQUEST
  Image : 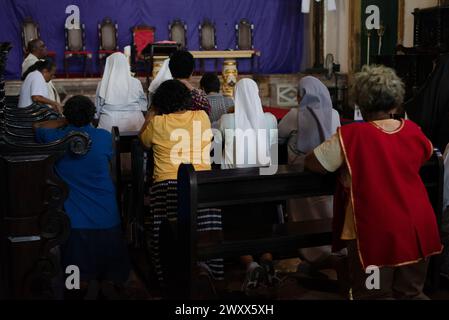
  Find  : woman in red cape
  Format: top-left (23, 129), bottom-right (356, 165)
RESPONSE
top-left (305, 65), bottom-right (442, 300)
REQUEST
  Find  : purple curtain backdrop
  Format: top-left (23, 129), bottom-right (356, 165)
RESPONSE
top-left (0, 0), bottom-right (304, 80)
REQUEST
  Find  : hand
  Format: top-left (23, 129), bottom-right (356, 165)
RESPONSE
top-left (145, 107), bottom-right (157, 120)
top-left (51, 102), bottom-right (63, 113)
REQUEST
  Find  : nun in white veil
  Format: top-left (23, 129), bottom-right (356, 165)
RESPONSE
top-left (215, 79), bottom-right (279, 290)
top-left (148, 58), bottom-right (173, 106)
top-left (96, 52), bottom-right (148, 132)
top-left (278, 76), bottom-right (342, 269)
top-left (217, 78), bottom-right (278, 169)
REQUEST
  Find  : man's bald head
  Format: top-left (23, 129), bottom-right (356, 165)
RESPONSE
top-left (27, 39), bottom-right (47, 59)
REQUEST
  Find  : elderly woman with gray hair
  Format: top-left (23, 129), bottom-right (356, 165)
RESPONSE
top-left (304, 65), bottom-right (442, 300)
top-left (278, 76), bottom-right (342, 275)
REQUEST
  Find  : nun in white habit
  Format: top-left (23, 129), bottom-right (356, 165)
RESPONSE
top-left (215, 78), bottom-right (278, 170)
top-left (96, 52), bottom-right (148, 132)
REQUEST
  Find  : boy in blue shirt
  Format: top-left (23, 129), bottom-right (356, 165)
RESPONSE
top-left (34, 95), bottom-right (130, 298)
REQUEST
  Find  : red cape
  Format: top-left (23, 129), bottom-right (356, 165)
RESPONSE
top-left (333, 120), bottom-right (442, 269)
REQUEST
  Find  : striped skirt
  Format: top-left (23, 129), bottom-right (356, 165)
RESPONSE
top-left (149, 180), bottom-right (224, 283)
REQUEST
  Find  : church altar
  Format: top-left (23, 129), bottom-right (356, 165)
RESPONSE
top-left (153, 50), bottom-right (258, 96)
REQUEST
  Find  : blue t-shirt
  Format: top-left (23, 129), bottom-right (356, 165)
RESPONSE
top-left (36, 125), bottom-right (120, 230)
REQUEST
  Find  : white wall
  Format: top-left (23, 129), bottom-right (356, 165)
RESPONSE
top-left (308, 0), bottom-right (439, 73)
top-left (324, 0), bottom-right (350, 72)
top-left (402, 0), bottom-right (438, 47)
top-left (323, 0), bottom-right (439, 73)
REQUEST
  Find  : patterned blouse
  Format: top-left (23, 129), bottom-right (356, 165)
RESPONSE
top-left (190, 89), bottom-right (211, 115)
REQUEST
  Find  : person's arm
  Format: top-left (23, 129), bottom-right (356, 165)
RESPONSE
top-left (139, 108), bottom-right (156, 148)
top-left (278, 109), bottom-right (298, 141)
top-left (95, 83), bottom-right (102, 119)
top-left (304, 152), bottom-right (328, 175)
top-left (33, 118), bottom-right (68, 132)
top-left (135, 79), bottom-right (149, 112)
top-left (33, 119), bottom-right (67, 144)
top-left (138, 90), bottom-right (149, 112)
top-left (32, 95), bottom-right (62, 113)
top-left (304, 133), bottom-right (344, 175)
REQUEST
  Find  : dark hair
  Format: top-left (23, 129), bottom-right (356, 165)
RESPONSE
top-left (22, 58), bottom-right (55, 80)
top-left (152, 80), bottom-right (192, 115)
top-left (27, 39), bottom-right (43, 54)
top-left (200, 73), bottom-right (221, 94)
top-left (169, 50), bottom-right (194, 79)
top-left (63, 95), bottom-right (96, 127)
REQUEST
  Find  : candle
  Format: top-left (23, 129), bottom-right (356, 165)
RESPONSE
top-left (367, 30), bottom-right (371, 65)
top-left (377, 25), bottom-right (385, 55)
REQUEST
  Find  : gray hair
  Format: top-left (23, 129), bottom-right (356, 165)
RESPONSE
top-left (352, 65), bottom-right (405, 115)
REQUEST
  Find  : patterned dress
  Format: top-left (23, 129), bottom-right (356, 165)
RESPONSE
top-left (149, 180), bottom-right (224, 283)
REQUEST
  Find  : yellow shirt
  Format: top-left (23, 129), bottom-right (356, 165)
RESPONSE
top-left (313, 119), bottom-right (403, 240)
top-left (140, 110), bottom-right (212, 182)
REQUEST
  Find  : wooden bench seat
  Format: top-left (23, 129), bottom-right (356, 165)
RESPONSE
top-left (198, 219), bottom-right (333, 261)
top-left (169, 150), bottom-right (444, 299)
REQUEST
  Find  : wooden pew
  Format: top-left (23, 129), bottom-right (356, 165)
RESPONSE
top-left (0, 90), bottom-right (92, 298)
top-left (110, 128), bottom-right (155, 249)
top-left (1, 104), bottom-right (60, 142)
top-left (171, 151), bottom-right (444, 299)
top-left (4, 95), bottom-right (19, 108)
top-left (0, 132), bottom-right (92, 299)
top-left (111, 127), bottom-right (140, 215)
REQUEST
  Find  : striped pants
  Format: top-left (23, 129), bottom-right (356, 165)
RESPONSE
top-left (149, 180), bottom-right (224, 283)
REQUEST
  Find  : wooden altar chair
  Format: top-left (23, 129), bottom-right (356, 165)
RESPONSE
top-left (236, 19), bottom-right (259, 72)
top-left (64, 23), bottom-right (92, 78)
top-left (21, 18), bottom-right (56, 60)
top-left (169, 19), bottom-right (187, 50)
top-left (131, 25), bottom-right (155, 74)
top-left (98, 17), bottom-right (120, 72)
top-left (21, 17), bottom-right (39, 57)
top-left (199, 20), bottom-right (218, 72)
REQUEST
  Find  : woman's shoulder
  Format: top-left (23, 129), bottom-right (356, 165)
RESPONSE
top-left (264, 112), bottom-right (278, 126)
top-left (404, 119), bottom-right (421, 129)
top-left (191, 109), bottom-right (212, 122)
top-left (26, 70), bottom-right (43, 81)
top-left (130, 77), bottom-right (143, 86)
top-left (156, 110), bottom-right (209, 120)
top-left (331, 108), bottom-right (340, 118)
